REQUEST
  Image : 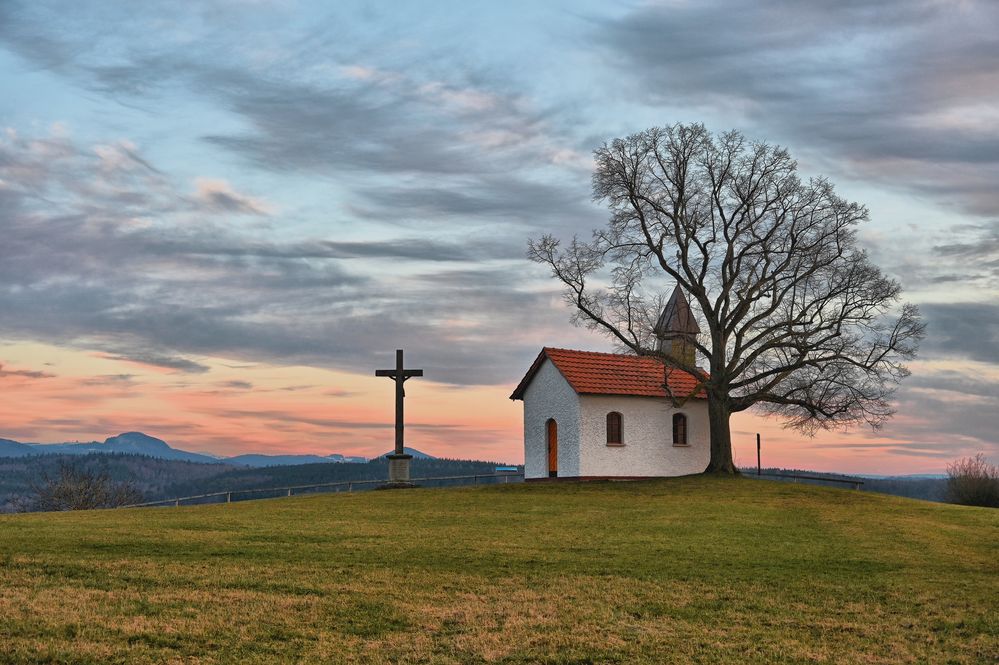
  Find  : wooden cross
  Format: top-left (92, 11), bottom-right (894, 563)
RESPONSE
top-left (375, 349), bottom-right (423, 457)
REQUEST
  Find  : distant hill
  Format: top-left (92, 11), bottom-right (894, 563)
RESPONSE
top-left (378, 447), bottom-right (435, 459)
top-left (0, 432), bottom-right (369, 466)
top-left (10, 432), bottom-right (222, 465)
top-left (226, 453), bottom-right (368, 467)
top-left (0, 438), bottom-right (34, 457)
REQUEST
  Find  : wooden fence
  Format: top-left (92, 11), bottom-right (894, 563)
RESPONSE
top-left (753, 472), bottom-right (864, 490)
top-left (122, 472), bottom-right (525, 509)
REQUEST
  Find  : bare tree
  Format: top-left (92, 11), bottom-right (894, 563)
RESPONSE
top-left (947, 454), bottom-right (999, 508)
top-left (23, 461), bottom-right (143, 511)
top-left (530, 124), bottom-right (923, 473)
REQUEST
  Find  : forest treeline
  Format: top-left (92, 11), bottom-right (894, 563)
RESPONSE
top-left (1, 454), bottom-right (517, 512)
top-left (4, 454), bottom-right (961, 512)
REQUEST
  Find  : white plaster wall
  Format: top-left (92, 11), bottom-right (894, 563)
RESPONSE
top-left (577, 395), bottom-right (710, 477)
top-left (521, 359), bottom-right (580, 479)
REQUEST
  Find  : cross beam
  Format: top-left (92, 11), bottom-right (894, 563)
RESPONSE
top-left (375, 349), bottom-right (423, 457)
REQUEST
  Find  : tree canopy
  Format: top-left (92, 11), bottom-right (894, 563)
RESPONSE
top-left (530, 123), bottom-right (924, 473)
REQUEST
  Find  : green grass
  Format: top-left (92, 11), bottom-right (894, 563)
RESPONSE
top-left (1, 477), bottom-right (996, 664)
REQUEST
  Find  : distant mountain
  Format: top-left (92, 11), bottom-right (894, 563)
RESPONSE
top-left (103, 432), bottom-right (219, 464)
top-left (23, 432), bottom-right (222, 465)
top-left (0, 438), bottom-right (35, 457)
top-left (378, 447), bottom-right (436, 460)
top-left (227, 453), bottom-right (367, 467)
top-left (0, 432), bottom-right (369, 466)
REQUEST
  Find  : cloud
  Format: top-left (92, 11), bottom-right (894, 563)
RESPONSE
top-left (834, 362), bottom-right (999, 460)
top-left (0, 124), bottom-right (582, 385)
top-left (93, 140), bottom-right (162, 176)
top-left (920, 303), bottom-right (999, 364)
top-left (594, 0), bottom-right (999, 462)
top-left (316, 238), bottom-right (519, 262)
top-left (0, 3), bottom-right (600, 387)
top-left (209, 408), bottom-right (463, 431)
top-left (933, 221), bottom-right (999, 287)
top-left (201, 73), bottom-right (483, 177)
top-left (793, 372), bottom-right (999, 462)
top-left (193, 178), bottom-right (272, 215)
top-left (219, 380), bottom-right (253, 390)
top-left (79, 374), bottom-right (136, 386)
top-left (98, 352), bottom-right (212, 374)
top-left (0, 363), bottom-right (55, 380)
top-left (598, 0), bottom-right (999, 218)
top-left (188, 66), bottom-right (600, 233)
top-left (0, 2), bottom-right (598, 233)
top-left (353, 176), bottom-right (597, 227)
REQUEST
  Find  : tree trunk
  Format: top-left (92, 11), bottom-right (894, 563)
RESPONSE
top-left (704, 395), bottom-right (738, 474)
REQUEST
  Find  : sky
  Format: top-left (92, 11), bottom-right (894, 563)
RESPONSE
top-left (1, 0), bottom-right (997, 473)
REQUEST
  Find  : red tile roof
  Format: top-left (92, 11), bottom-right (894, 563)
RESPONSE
top-left (510, 347), bottom-right (707, 401)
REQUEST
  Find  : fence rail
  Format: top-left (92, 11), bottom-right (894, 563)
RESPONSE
top-left (754, 472), bottom-right (864, 490)
top-left (122, 472), bottom-right (525, 509)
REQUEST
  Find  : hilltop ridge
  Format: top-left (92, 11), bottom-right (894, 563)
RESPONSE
top-left (0, 431), bottom-right (429, 466)
top-left (1, 477), bottom-right (995, 663)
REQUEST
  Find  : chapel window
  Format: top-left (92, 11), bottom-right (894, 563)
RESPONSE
top-left (672, 413), bottom-right (688, 446)
top-left (606, 412), bottom-right (623, 445)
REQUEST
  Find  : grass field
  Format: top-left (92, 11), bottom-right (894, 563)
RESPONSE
top-left (1, 477), bottom-right (996, 664)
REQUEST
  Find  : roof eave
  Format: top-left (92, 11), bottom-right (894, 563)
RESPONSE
top-left (509, 348), bottom-right (550, 400)
top-left (578, 391), bottom-right (707, 400)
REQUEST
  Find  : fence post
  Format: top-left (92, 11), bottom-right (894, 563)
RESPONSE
top-left (287, 488), bottom-right (292, 497)
top-left (227, 492), bottom-right (231, 504)
top-left (348, 482), bottom-right (352, 492)
top-left (175, 499), bottom-right (180, 507)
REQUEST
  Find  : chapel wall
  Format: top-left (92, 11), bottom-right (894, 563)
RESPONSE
top-left (521, 359), bottom-right (581, 479)
top-left (576, 395), bottom-right (709, 477)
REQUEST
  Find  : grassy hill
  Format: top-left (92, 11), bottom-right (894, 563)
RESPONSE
top-left (0, 477), bottom-right (996, 664)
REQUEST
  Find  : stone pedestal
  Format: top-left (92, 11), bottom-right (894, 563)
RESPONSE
top-left (384, 453), bottom-right (415, 488)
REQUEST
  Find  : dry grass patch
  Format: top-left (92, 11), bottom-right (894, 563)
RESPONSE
top-left (1, 477), bottom-right (996, 663)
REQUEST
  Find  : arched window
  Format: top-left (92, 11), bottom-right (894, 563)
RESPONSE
top-left (672, 413), bottom-right (688, 446)
top-left (606, 412), bottom-right (623, 445)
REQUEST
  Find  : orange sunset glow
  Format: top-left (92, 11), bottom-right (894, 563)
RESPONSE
top-left (2, 339), bottom-right (994, 474)
top-left (0, 342), bottom-right (517, 462)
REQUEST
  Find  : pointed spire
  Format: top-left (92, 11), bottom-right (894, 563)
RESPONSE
top-left (654, 285), bottom-right (701, 338)
top-left (654, 285), bottom-right (700, 366)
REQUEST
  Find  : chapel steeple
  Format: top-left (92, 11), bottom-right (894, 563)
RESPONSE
top-left (654, 285), bottom-right (701, 367)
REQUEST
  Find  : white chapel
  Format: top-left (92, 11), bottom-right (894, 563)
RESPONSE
top-left (510, 286), bottom-right (709, 480)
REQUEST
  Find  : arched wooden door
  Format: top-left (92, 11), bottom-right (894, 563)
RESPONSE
top-left (546, 418), bottom-right (558, 478)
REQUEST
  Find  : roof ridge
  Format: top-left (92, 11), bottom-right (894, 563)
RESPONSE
top-left (543, 346), bottom-right (657, 359)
